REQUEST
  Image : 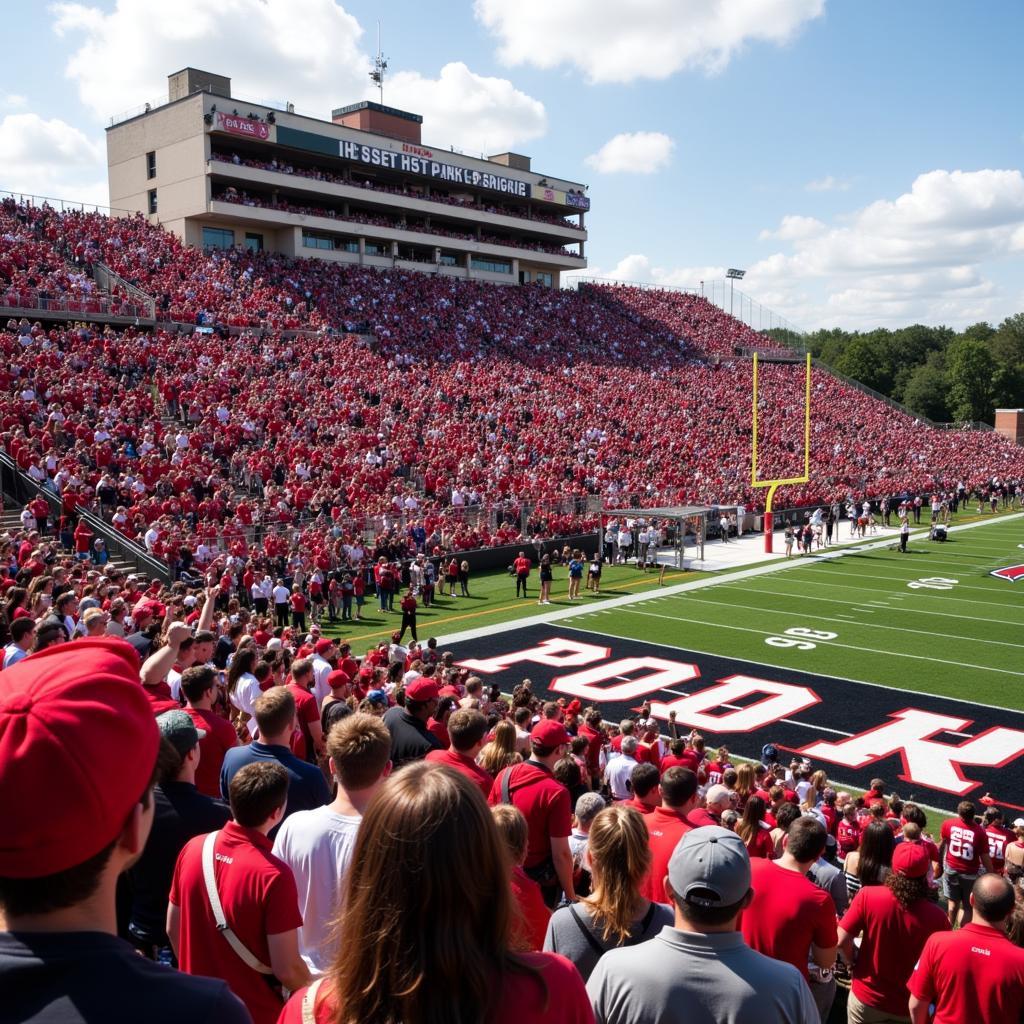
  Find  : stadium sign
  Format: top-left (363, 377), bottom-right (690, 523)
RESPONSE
top-left (339, 140), bottom-right (529, 197)
top-left (453, 626), bottom-right (1024, 811)
top-left (215, 112), bottom-right (270, 140)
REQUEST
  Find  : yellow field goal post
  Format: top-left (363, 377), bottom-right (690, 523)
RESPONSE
top-left (751, 351), bottom-right (812, 553)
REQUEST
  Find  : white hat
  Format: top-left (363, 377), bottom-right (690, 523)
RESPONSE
top-left (266, 638), bottom-right (283, 651)
top-left (1014, 818), bottom-right (1024, 828)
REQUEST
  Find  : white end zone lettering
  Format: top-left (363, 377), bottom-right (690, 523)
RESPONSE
top-left (457, 636), bottom-right (609, 675)
top-left (650, 674), bottom-right (821, 734)
top-left (799, 708), bottom-right (1024, 796)
top-left (551, 657), bottom-right (700, 704)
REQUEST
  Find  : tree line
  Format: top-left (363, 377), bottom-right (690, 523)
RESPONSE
top-left (771, 315), bottom-right (1024, 425)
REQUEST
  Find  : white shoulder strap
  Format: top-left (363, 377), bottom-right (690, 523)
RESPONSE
top-left (201, 830), bottom-right (274, 975)
top-left (301, 978), bottom-right (325, 1024)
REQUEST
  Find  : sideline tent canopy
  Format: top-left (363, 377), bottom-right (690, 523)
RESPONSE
top-left (601, 505), bottom-right (716, 568)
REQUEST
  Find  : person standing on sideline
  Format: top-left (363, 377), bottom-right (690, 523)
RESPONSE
top-left (838, 842), bottom-right (950, 1023)
top-left (272, 579), bottom-right (290, 628)
top-left (784, 522), bottom-right (795, 558)
top-left (272, 713), bottom-right (391, 975)
top-left (398, 588), bottom-right (418, 643)
top-left (513, 551), bottom-right (532, 598)
top-left (586, 827), bottom-right (818, 1024)
top-left (899, 515), bottom-right (910, 553)
top-left (567, 551), bottom-right (585, 601)
top-left (0, 639), bottom-right (250, 1024)
top-left (458, 559), bottom-right (471, 597)
top-left (538, 554), bottom-right (554, 605)
top-left (908, 873), bottom-right (1024, 1023)
top-left (168, 762), bottom-right (310, 1024)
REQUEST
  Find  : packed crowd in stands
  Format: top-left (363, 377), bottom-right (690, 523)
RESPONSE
top-left (2, 588), bottom-right (1023, 1023)
top-left (211, 149), bottom-right (579, 228)
top-left (1, 201), bottom-right (1024, 589)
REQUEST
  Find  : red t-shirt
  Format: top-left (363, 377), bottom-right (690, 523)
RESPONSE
top-left (660, 751), bottom-right (700, 775)
top-left (745, 822), bottom-right (776, 859)
top-left (984, 823), bottom-right (1015, 873)
top-left (277, 952), bottom-right (594, 1024)
top-left (513, 557), bottom-right (531, 576)
top-left (837, 818), bottom-right (862, 857)
top-left (289, 593), bottom-right (306, 613)
top-left (510, 865), bottom-right (551, 951)
top-left (170, 822), bottom-right (303, 1024)
top-left (908, 923), bottom-right (1024, 1024)
top-left (741, 859), bottom-right (838, 980)
top-left (839, 884), bottom-right (950, 1015)
top-left (425, 747), bottom-right (494, 798)
top-left (287, 682), bottom-right (320, 762)
top-left (639, 806), bottom-right (692, 903)
top-left (488, 763), bottom-right (571, 870)
top-left (185, 706), bottom-right (239, 799)
top-left (940, 817), bottom-right (988, 874)
top-left (577, 723), bottom-right (603, 780)
top-left (623, 796), bottom-right (656, 817)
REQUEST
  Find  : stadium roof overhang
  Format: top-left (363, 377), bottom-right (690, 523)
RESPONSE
top-left (603, 506), bottom-right (716, 517)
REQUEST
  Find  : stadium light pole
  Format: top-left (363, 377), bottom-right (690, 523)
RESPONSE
top-left (727, 268), bottom-right (745, 319)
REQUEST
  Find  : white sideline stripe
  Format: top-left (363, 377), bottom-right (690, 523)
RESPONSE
top-left (439, 514), bottom-right (1023, 647)
top-left (702, 582), bottom-right (1024, 628)
top-left (677, 591), bottom-right (1024, 650)
top-left (612, 607), bottom-right (1024, 677)
top-left (810, 565), bottom-right (1012, 595)
top-left (550, 622), bottom-right (1020, 718)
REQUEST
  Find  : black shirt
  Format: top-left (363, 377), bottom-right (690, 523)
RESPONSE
top-left (126, 781), bottom-right (231, 943)
top-left (0, 931), bottom-right (251, 1023)
top-left (383, 706), bottom-right (442, 768)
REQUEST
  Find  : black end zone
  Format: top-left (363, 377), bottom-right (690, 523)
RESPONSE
top-left (449, 624), bottom-right (1024, 814)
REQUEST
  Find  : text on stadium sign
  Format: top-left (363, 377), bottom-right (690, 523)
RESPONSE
top-left (459, 637), bottom-right (1024, 798)
top-left (215, 112), bottom-right (270, 140)
top-left (339, 140), bottom-right (529, 197)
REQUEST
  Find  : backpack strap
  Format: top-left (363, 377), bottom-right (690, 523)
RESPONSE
top-left (568, 901), bottom-right (660, 958)
top-left (301, 978), bottom-right (325, 1024)
top-left (568, 905), bottom-right (607, 957)
top-left (202, 831), bottom-right (274, 975)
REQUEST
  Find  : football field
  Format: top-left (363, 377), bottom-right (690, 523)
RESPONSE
top-left (435, 512), bottom-right (1024, 815)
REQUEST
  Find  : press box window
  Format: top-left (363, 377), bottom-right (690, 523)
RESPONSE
top-left (202, 227), bottom-right (235, 249)
top-left (145, 151), bottom-right (156, 179)
top-left (470, 257), bottom-right (512, 274)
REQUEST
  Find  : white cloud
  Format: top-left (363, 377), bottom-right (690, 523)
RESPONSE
top-left (0, 112), bottom-right (107, 207)
top-left (584, 132), bottom-right (674, 175)
top-left (759, 214), bottom-right (825, 241)
top-left (576, 169), bottom-right (1024, 329)
top-left (475, 0), bottom-right (825, 83)
top-left (805, 175), bottom-right (850, 192)
top-left (383, 62), bottom-right (546, 154)
top-left (566, 253), bottom-right (724, 289)
top-left (51, 0), bottom-right (546, 152)
top-left (3, 94), bottom-right (28, 110)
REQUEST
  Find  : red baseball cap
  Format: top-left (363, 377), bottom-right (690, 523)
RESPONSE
top-left (405, 678), bottom-right (440, 701)
top-left (327, 669), bottom-right (352, 690)
top-left (132, 598), bottom-right (165, 620)
top-left (0, 637), bottom-right (157, 877)
top-left (892, 842), bottom-right (930, 878)
top-left (314, 638), bottom-right (335, 656)
top-left (531, 719), bottom-right (572, 747)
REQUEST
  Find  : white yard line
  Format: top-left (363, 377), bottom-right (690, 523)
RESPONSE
top-left (675, 591), bottom-right (1024, 650)
top-left (439, 512), bottom-right (1024, 647)
top-left (608, 607), bottom-right (1024, 677)
top-left (701, 582), bottom-right (1024, 628)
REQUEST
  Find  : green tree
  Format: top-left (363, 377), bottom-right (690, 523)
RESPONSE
top-left (946, 338), bottom-right (996, 422)
top-left (834, 334), bottom-right (895, 394)
top-left (902, 362), bottom-right (949, 421)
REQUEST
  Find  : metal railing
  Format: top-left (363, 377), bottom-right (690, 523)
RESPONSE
top-left (0, 188), bottom-right (132, 218)
top-left (91, 263), bottom-right (157, 319)
top-left (0, 453), bottom-right (170, 581)
top-left (0, 292), bottom-right (148, 320)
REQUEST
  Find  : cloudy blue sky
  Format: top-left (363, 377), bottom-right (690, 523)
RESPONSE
top-left (2, 0), bottom-right (1023, 330)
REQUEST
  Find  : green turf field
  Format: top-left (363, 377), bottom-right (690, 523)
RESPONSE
top-left (557, 511), bottom-right (1024, 710)
top-left (319, 562), bottom-right (708, 650)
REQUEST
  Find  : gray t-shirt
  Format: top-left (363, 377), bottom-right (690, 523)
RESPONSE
top-left (544, 900), bottom-right (673, 982)
top-left (587, 926), bottom-right (818, 1024)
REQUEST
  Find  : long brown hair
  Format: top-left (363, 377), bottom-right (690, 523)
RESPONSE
top-left (329, 762), bottom-right (540, 1024)
top-left (736, 795), bottom-right (767, 846)
top-left (583, 804), bottom-right (651, 944)
top-left (477, 719), bottom-right (522, 774)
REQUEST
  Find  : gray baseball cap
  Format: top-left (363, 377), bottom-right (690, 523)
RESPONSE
top-left (156, 709), bottom-right (206, 758)
top-left (668, 826), bottom-right (751, 907)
